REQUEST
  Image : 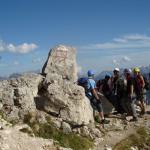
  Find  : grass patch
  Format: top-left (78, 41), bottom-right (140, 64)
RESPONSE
top-left (20, 128), bottom-right (33, 136)
top-left (94, 115), bottom-right (101, 124)
top-left (9, 119), bottom-right (19, 126)
top-left (0, 110), bottom-right (19, 126)
top-left (22, 113), bottom-right (94, 150)
top-left (0, 110), bottom-right (6, 119)
top-left (113, 127), bottom-right (150, 150)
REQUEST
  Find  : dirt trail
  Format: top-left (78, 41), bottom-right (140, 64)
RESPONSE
top-left (95, 106), bottom-right (150, 150)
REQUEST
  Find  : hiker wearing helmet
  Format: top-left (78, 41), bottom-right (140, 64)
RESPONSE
top-left (123, 68), bottom-right (138, 121)
top-left (111, 68), bottom-right (125, 114)
top-left (86, 70), bottom-right (110, 124)
top-left (133, 67), bottom-right (145, 116)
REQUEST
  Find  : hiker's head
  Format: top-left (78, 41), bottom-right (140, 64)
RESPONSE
top-left (124, 68), bottom-right (131, 74)
top-left (124, 68), bottom-right (132, 77)
top-left (105, 74), bottom-right (111, 80)
top-left (113, 68), bottom-right (120, 77)
top-left (133, 67), bottom-right (140, 76)
top-left (87, 70), bottom-right (94, 77)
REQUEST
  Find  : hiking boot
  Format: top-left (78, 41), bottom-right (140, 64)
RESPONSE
top-left (101, 119), bottom-right (110, 124)
top-left (140, 110), bottom-right (145, 116)
top-left (130, 117), bottom-right (138, 122)
top-left (121, 113), bottom-right (127, 120)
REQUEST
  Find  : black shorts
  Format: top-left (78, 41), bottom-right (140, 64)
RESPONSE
top-left (135, 91), bottom-right (144, 101)
top-left (86, 94), bottom-right (103, 112)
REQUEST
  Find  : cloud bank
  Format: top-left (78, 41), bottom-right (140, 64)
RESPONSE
top-left (112, 56), bottom-right (131, 65)
top-left (0, 40), bottom-right (38, 54)
top-left (80, 34), bottom-right (150, 50)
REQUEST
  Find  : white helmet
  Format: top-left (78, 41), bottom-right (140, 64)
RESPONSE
top-left (114, 68), bottom-right (120, 72)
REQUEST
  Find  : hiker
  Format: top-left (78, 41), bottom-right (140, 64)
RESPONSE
top-left (122, 68), bottom-right (138, 121)
top-left (142, 75), bottom-right (150, 105)
top-left (111, 68), bottom-right (125, 114)
top-left (133, 67), bottom-right (146, 115)
top-left (86, 70), bottom-right (110, 124)
top-left (96, 74), bottom-right (113, 104)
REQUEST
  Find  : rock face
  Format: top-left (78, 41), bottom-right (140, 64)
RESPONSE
top-left (0, 73), bottom-right (43, 121)
top-left (41, 45), bottom-right (94, 125)
top-left (42, 45), bottom-right (77, 82)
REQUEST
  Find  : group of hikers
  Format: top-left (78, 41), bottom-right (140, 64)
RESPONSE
top-left (78, 67), bottom-right (150, 124)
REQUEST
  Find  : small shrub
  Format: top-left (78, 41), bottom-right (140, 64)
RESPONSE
top-left (23, 113), bottom-right (33, 125)
top-left (9, 119), bottom-right (19, 126)
top-left (20, 128), bottom-right (33, 136)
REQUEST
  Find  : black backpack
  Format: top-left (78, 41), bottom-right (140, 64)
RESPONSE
top-left (143, 76), bottom-right (150, 90)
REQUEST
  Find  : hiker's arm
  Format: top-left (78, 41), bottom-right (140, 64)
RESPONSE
top-left (129, 84), bottom-right (134, 97)
top-left (92, 88), bottom-right (100, 100)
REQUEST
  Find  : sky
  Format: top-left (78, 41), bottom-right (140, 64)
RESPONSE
top-left (0, 0), bottom-right (150, 76)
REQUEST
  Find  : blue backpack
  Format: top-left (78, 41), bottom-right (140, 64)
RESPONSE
top-left (78, 77), bottom-right (90, 93)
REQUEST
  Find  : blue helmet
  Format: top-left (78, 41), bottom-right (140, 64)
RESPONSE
top-left (87, 70), bottom-right (94, 77)
top-left (124, 68), bottom-right (132, 74)
top-left (105, 73), bottom-right (111, 79)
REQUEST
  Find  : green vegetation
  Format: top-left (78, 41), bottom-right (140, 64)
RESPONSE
top-left (0, 110), bottom-right (19, 126)
top-left (113, 127), bottom-right (150, 150)
top-left (94, 115), bottom-right (101, 124)
top-left (20, 127), bottom-right (33, 136)
top-left (0, 110), bottom-right (5, 119)
top-left (22, 113), bottom-right (94, 150)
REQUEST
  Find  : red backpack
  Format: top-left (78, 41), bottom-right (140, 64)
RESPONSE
top-left (135, 74), bottom-right (145, 91)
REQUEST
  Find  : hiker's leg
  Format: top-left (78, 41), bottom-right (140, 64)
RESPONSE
top-left (95, 100), bottom-right (104, 120)
top-left (120, 97), bottom-right (129, 114)
top-left (117, 96), bottom-right (125, 114)
top-left (130, 99), bottom-right (137, 118)
top-left (96, 102), bottom-right (110, 124)
top-left (137, 93), bottom-right (145, 114)
top-left (140, 100), bottom-right (145, 114)
top-left (93, 98), bottom-right (109, 123)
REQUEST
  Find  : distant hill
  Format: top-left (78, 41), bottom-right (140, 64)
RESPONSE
top-left (0, 76), bottom-right (7, 80)
top-left (0, 69), bottom-right (41, 80)
top-left (9, 73), bottom-right (22, 79)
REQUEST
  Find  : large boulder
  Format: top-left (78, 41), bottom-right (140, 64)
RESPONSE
top-left (41, 45), bottom-right (94, 125)
top-left (0, 73), bottom-right (43, 120)
top-left (42, 45), bottom-right (77, 82)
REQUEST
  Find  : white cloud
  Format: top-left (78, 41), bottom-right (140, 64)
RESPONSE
top-left (0, 40), bottom-right (38, 54)
top-left (122, 56), bottom-right (131, 62)
top-left (112, 56), bottom-right (131, 65)
top-left (80, 34), bottom-right (150, 50)
top-left (112, 59), bottom-right (119, 65)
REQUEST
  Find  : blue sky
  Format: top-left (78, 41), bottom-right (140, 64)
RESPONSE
top-left (0, 0), bottom-right (150, 76)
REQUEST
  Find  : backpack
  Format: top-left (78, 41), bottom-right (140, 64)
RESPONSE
top-left (78, 77), bottom-right (90, 93)
top-left (113, 77), bottom-right (125, 98)
top-left (134, 74), bottom-right (145, 92)
top-left (96, 79), bottom-right (103, 91)
top-left (143, 76), bottom-right (150, 90)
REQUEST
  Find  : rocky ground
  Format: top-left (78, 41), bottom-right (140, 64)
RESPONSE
top-left (0, 115), bottom-right (56, 150)
top-left (94, 106), bottom-right (150, 150)
top-left (1, 106), bottom-right (150, 150)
